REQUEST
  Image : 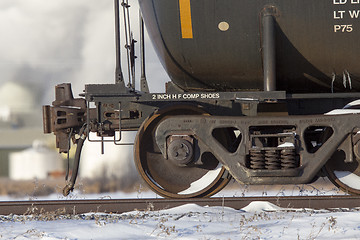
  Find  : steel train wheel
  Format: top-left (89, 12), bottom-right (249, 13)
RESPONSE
top-left (325, 154), bottom-right (360, 195)
top-left (325, 133), bottom-right (360, 195)
top-left (324, 102), bottom-right (360, 195)
top-left (134, 105), bottom-right (232, 198)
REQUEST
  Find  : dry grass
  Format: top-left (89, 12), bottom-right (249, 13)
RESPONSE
top-left (0, 175), bottom-right (342, 199)
top-left (0, 177), bottom-right (145, 198)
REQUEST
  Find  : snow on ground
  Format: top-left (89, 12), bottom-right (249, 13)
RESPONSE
top-left (1, 179), bottom-right (360, 239)
top-left (1, 202), bottom-right (360, 239)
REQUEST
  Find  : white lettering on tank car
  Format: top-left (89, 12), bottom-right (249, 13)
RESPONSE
top-left (349, 10), bottom-right (360, 18)
top-left (333, 0), bottom-right (347, 4)
top-left (201, 93), bottom-right (220, 99)
top-left (333, 0), bottom-right (360, 32)
top-left (152, 93), bottom-right (220, 100)
top-left (334, 10), bottom-right (346, 19)
top-left (182, 93), bottom-right (200, 99)
top-left (334, 24), bottom-right (353, 32)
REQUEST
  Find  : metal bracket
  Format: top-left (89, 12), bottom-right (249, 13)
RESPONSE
top-left (42, 83), bottom-right (86, 153)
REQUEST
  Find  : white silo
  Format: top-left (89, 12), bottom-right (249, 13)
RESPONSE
top-left (0, 81), bottom-right (36, 114)
top-left (9, 140), bottom-right (63, 180)
top-left (79, 132), bottom-right (139, 189)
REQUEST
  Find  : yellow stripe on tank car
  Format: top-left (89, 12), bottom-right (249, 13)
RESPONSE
top-left (179, 0), bottom-right (193, 39)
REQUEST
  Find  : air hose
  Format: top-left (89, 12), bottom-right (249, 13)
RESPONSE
top-left (63, 125), bottom-right (87, 196)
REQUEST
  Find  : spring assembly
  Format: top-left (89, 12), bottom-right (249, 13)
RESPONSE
top-left (249, 149), bottom-right (266, 169)
top-left (249, 148), bottom-right (298, 170)
top-left (265, 149), bottom-right (281, 170)
top-left (280, 149), bottom-right (298, 169)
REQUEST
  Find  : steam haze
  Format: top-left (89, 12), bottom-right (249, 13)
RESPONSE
top-left (0, 1), bottom-right (169, 189)
top-left (0, 0), bottom-right (169, 105)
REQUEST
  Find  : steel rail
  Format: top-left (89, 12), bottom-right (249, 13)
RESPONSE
top-left (0, 196), bottom-right (359, 216)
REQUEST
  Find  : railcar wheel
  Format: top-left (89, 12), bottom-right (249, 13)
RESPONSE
top-left (325, 156), bottom-right (360, 195)
top-left (325, 133), bottom-right (360, 195)
top-left (134, 105), bottom-right (232, 198)
top-left (324, 102), bottom-right (360, 195)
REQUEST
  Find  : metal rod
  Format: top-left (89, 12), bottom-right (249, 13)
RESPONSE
top-left (125, 0), bottom-right (136, 91)
top-left (140, 12), bottom-right (149, 93)
top-left (122, 0), bottom-right (132, 90)
top-left (262, 14), bottom-right (276, 92)
top-left (114, 0), bottom-right (124, 85)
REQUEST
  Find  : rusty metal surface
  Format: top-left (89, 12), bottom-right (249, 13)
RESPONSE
top-left (134, 105), bottom-right (232, 198)
top-left (45, 83), bottom-right (86, 153)
top-left (155, 114), bottom-right (360, 186)
top-left (0, 196), bottom-right (360, 216)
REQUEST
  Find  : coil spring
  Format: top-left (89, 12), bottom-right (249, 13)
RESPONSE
top-left (265, 149), bottom-right (281, 170)
top-left (280, 149), bottom-right (298, 169)
top-left (249, 149), bottom-right (265, 169)
top-left (249, 148), bottom-right (298, 170)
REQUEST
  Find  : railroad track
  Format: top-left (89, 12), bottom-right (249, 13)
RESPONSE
top-left (1, 195), bottom-right (360, 216)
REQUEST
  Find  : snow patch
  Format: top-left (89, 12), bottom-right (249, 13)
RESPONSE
top-left (277, 142), bottom-right (295, 148)
top-left (334, 171), bottom-right (360, 190)
top-left (178, 164), bottom-right (222, 195)
top-left (242, 201), bottom-right (283, 212)
top-left (344, 99), bottom-right (360, 109)
top-left (158, 203), bottom-right (239, 215)
top-left (325, 109), bottom-right (360, 115)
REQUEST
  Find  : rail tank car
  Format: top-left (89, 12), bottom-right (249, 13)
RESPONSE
top-left (139, 0), bottom-right (360, 93)
top-left (43, 0), bottom-right (360, 199)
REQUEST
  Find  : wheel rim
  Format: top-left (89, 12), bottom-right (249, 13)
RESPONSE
top-left (325, 141), bottom-right (360, 195)
top-left (325, 104), bottom-right (360, 195)
top-left (134, 105), bottom-right (231, 198)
